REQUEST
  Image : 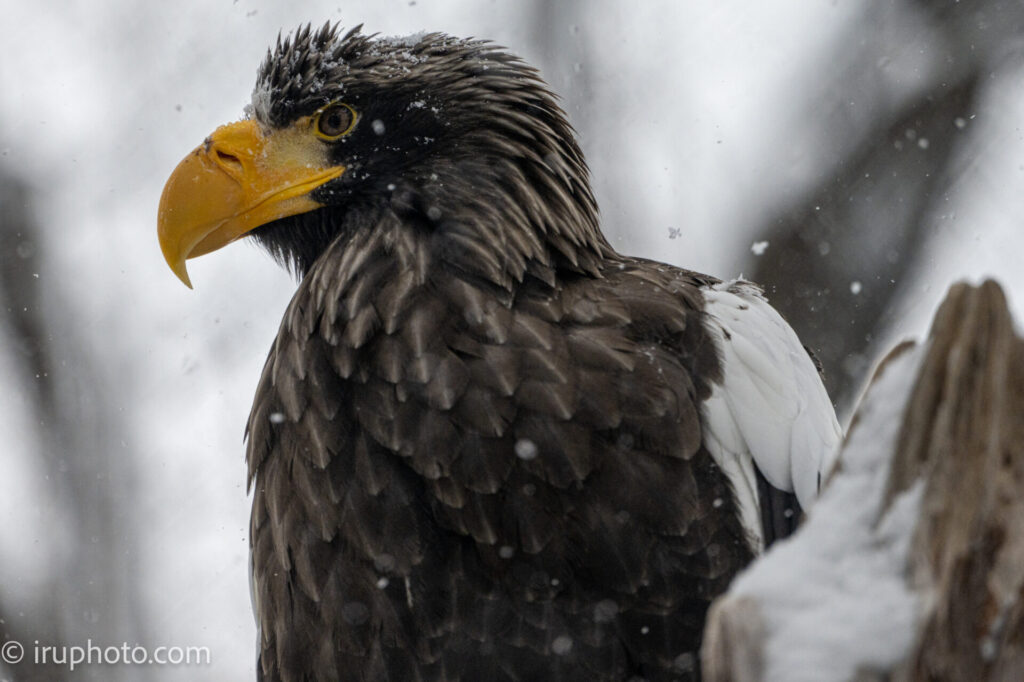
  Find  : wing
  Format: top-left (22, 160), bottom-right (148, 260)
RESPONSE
top-left (700, 280), bottom-right (842, 551)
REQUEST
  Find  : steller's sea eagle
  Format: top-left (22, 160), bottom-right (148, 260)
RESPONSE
top-left (157, 23), bottom-right (841, 682)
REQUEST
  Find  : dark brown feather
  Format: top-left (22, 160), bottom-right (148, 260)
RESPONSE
top-left (249, 225), bottom-right (751, 681)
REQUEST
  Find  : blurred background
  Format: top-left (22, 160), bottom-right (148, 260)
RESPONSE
top-left (1, 1), bottom-right (1022, 679)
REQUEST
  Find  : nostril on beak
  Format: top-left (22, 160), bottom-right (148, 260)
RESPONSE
top-left (214, 149), bottom-right (244, 177)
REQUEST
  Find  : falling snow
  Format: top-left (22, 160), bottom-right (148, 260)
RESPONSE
top-left (514, 438), bottom-right (538, 460)
top-left (551, 635), bottom-right (574, 655)
top-left (593, 599), bottom-right (619, 623)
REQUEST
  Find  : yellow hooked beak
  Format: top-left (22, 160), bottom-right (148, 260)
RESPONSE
top-left (157, 119), bottom-right (345, 287)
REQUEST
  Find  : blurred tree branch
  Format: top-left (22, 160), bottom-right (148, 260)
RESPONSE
top-left (0, 172), bottom-right (67, 682)
top-left (0, 171), bottom-right (152, 681)
top-left (747, 0), bottom-right (1022, 415)
top-left (750, 74), bottom-right (979, 413)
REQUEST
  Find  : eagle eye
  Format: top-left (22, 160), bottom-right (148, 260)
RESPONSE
top-left (313, 103), bottom-right (357, 140)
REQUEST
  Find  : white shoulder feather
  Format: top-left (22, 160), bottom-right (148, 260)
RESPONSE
top-left (700, 280), bottom-right (842, 551)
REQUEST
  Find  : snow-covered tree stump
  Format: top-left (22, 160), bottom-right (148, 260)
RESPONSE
top-left (701, 280), bottom-right (1024, 682)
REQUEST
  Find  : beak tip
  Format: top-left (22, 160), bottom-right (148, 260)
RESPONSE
top-left (170, 258), bottom-right (194, 289)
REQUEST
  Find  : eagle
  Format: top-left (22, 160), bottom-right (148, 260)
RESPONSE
top-left (157, 23), bottom-right (841, 682)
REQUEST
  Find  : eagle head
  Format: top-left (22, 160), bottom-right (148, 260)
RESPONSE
top-left (157, 23), bottom-right (603, 288)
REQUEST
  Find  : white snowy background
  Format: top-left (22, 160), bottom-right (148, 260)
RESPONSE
top-left (0, 1), bottom-right (1022, 680)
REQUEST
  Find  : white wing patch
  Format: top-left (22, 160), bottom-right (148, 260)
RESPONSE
top-left (701, 280), bottom-right (842, 552)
